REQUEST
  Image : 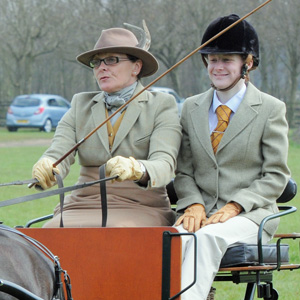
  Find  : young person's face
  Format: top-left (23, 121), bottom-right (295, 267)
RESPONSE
top-left (207, 54), bottom-right (244, 90)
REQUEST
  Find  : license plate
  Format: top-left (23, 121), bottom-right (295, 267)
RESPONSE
top-left (17, 120), bottom-right (29, 124)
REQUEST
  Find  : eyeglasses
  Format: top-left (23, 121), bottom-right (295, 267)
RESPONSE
top-left (89, 56), bottom-right (130, 68)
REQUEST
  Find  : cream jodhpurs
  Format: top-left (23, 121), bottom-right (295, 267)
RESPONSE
top-left (175, 216), bottom-right (272, 300)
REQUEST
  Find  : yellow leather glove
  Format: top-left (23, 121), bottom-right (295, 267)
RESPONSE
top-left (32, 158), bottom-right (60, 190)
top-left (106, 156), bottom-right (143, 182)
top-left (206, 202), bottom-right (242, 225)
top-left (175, 204), bottom-right (206, 233)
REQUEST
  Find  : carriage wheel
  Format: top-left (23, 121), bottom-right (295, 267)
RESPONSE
top-left (264, 288), bottom-right (279, 300)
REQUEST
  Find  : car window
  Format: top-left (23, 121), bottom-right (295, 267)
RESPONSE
top-left (48, 98), bottom-right (59, 107)
top-left (56, 99), bottom-right (70, 108)
top-left (12, 97), bottom-right (41, 107)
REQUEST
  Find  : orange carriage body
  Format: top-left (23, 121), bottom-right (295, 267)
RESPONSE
top-left (19, 227), bottom-right (181, 300)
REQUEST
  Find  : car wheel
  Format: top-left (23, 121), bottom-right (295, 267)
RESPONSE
top-left (7, 126), bottom-right (18, 132)
top-left (42, 119), bottom-right (52, 133)
top-left (7, 127), bottom-right (18, 132)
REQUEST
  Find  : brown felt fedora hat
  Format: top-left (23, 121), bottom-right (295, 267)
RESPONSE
top-left (76, 27), bottom-right (158, 78)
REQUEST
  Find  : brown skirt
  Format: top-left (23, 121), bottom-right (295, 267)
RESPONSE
top-left (43, 166), bottom-right (175, 228)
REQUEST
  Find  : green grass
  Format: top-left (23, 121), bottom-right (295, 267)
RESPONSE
top-left (0, 128), bottom-right (299, 299)
top-left (0, 127), bottom-right (55, 142)
top-left (0, 128), bottom-right (80, 226)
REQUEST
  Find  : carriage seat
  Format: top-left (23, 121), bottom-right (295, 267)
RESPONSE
top-left (219, 243), bottom-right (289, 267)
top-left (167, 178), bottom-right (299, 299)
top-left (167, 179), bottom-right (296, 267)
top-left (219, 178), bottom-right (297, 267)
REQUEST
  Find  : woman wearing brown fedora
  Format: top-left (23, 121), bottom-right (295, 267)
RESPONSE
top-left (31, 22), bottom-right (182, 227)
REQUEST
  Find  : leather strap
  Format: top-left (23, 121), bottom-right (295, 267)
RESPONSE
top-left (0, 178), bottom-right (38, 187)
top-left (0, 174), bottom-right (117, 208)
top-left (55, 166), bottom-right (108, 228)
top-left (55, 172), bottom-right (64, 228)
top-left (99, 165), bottom-right (108, 227)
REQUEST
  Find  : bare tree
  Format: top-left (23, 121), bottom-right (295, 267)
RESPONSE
top-left (273, 0), bottom-right (300, 127)
top-left (0, 0), bottom-right (69, 95)
top-left (0, 0), bottom-right (299, 129)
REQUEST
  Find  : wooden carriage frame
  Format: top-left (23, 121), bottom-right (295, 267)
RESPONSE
top-left (0, 178), bottom-right (299, 300)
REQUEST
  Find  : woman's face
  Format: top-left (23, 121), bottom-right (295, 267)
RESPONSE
top-left (207, 54), bottom-right (244, 90)
top-left (92, 53), bottom-right (142, 93)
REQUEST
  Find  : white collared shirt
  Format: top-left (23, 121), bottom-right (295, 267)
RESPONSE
top-left (209, 84), bottom-right (247, 134)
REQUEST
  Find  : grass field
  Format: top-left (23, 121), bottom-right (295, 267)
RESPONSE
top-left (0, 128), bottom-right (80, 226)
top-left (0, 128), bottom-right (299, 299)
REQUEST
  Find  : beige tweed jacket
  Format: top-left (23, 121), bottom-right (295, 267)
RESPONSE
top-left (174, 82), bottom-right (290, 235)
top-left (40, 82), bottom-right (182, 227)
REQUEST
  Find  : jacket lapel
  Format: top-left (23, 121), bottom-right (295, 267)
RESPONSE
top-left (191, 89), bottom-right (216, 161)
top-left (91, 93), bottom-right (110, 153)
top-left (217, 82), bottom-right (262, 152)
top-left (111, 82), bottom-right (145, 152)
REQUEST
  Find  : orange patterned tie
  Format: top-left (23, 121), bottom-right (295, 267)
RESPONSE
top-left (211, 105), bottom-right (232, 153)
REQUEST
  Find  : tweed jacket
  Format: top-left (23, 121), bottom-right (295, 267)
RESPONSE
top-left (42, 82), bottom-right (182, 188)
top-left (174, 82), bottom-right (290, 235)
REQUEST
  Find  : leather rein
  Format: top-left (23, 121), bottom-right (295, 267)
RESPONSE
top-left (0, 165), bottom-right (113, 228)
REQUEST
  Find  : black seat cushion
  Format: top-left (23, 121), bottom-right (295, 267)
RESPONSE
top-left (220, 243), bottom-right (289, 267)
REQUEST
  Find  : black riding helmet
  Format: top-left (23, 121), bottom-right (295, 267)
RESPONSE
top-left (199, 14), bottom-right (259, 68)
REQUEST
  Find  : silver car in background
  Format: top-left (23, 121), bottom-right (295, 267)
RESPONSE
top-left (6, 94), bottom-right (70, 132)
